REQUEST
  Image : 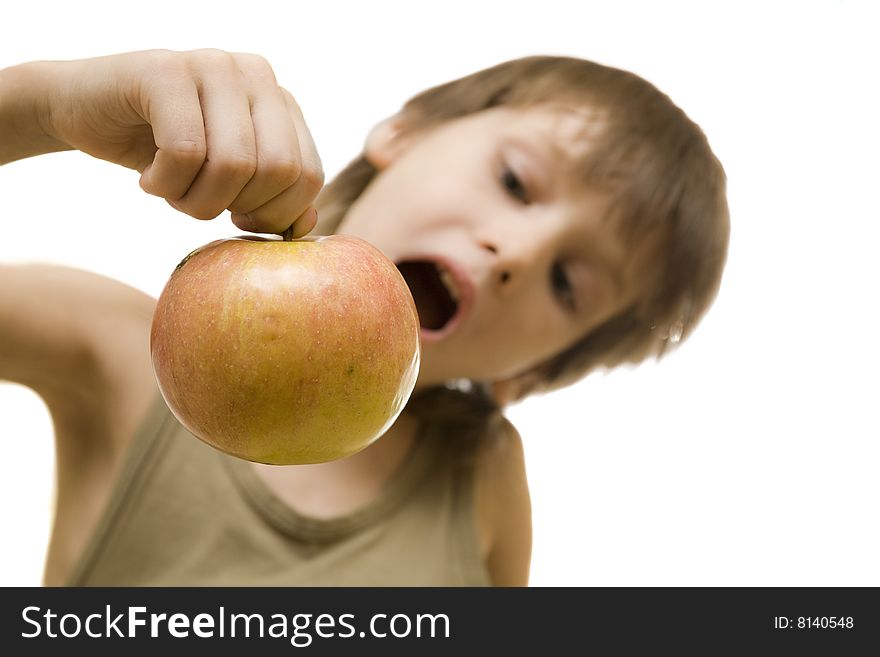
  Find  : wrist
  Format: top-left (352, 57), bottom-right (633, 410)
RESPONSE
top-left (0, 60), bottom-right (73, 164)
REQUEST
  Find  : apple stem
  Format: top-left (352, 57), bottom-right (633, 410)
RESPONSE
top-left (282, 225), bottom-right (294, 242)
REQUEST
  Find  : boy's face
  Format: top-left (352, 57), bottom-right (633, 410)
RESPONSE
top-left (338, 106), bottom-right (654, 390)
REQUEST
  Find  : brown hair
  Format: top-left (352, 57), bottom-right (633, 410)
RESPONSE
top-left (315, 56), bottom-right (729, 432)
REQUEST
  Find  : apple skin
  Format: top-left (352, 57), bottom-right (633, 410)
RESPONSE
top-left (150, 234), bottom-right (421, 465)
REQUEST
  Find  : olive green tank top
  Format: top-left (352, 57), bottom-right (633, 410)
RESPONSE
top-left (66, 393), bottom-right (491, 586)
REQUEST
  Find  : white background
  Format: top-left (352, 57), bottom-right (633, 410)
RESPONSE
top-left (1, 0), bottom-right (878, 586)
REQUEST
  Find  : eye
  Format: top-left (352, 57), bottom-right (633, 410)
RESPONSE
top-left (551, 262), bottom-right (576, 311)
top-left (501, 165), bottom-right (530, 204)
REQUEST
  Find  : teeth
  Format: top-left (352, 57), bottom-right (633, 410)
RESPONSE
top-left (439, 268), bottom-right (460, 303)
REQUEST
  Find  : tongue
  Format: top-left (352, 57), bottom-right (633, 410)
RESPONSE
top-left (396, 261), bottom-right (457, 330)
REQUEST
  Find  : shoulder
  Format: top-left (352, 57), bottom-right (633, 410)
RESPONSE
top-left (472, 414), bottom-right (532, 586)
top-left (1, 264), bottom-right (158, 453)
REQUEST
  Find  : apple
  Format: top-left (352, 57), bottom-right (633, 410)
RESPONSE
top-left (150, 234), bottom-right (421, 465)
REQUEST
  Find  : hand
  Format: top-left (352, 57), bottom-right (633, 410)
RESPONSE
top-left (43, 49), bottom-right (323, 237)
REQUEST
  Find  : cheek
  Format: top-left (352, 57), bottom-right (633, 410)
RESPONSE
top-left (414, 176), bottom-right (478, 220)
top-left (468, 308), bottom-right (568, 380)
top-left (405, 150), bottom-right (487, 209)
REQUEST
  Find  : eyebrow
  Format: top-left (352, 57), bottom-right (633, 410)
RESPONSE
top-left (517, 131), bottom-right (593, 201)
top-left (513, 135), bottom-right (563, 175)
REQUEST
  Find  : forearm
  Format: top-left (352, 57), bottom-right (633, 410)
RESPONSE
top-left (0, 61), bottom-right (73, 165)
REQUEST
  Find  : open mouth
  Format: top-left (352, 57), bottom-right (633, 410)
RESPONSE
top-left (396, 260), bottom-right (462, 332)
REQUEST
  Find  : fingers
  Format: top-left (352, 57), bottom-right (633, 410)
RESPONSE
top-left (227, 66), bottom-right (324, 234)
top-left (232, 205), bottom-right (317, 238)
top-left (290, 206), bottom-right (319, 238)
top-left (171, 58), bottom-right (257, 220)
top-left (224, 62), bottom-right (301, 213)
top-left (137, 71), bottom-right (207, 200)
top-left (138, 50), bottom-right (324, 234)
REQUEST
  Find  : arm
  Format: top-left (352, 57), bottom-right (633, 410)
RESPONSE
top-left (474, 418), bottom-right (533, 586)
top-left (0, 61), bottom-right (73, 164)
top-left (0, 264), bottom-right (160, 585)
top-left (0, 49), bottom-right (324, 236)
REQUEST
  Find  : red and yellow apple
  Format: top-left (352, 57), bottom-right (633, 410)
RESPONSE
top-left (150, 234), bottom-right (421, 464)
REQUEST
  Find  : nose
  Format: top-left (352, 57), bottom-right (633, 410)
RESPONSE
top-left (479, 232), bottom-right (546, 290)
top-left (479, 241), bottom-right (511, 285)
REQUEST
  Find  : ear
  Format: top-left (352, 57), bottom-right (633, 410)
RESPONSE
top-left (364, 112), bottom-right (414, 169)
